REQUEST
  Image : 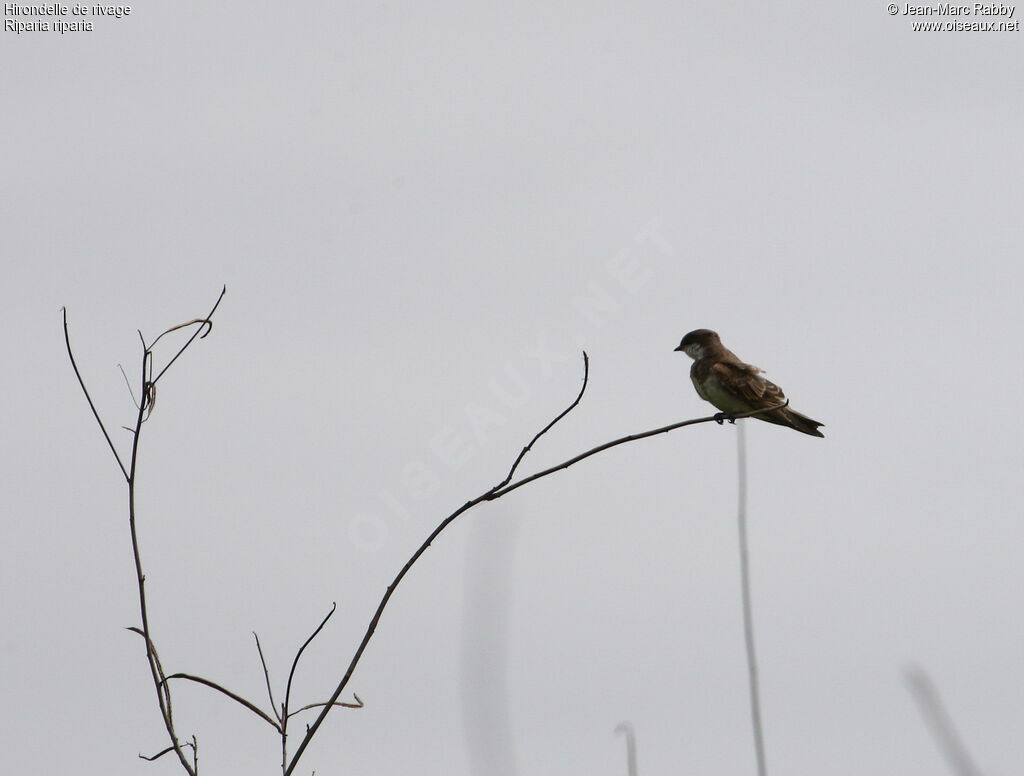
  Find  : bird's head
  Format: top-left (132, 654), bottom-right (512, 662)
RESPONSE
top-left (674, 329), bottom-right (721, 360)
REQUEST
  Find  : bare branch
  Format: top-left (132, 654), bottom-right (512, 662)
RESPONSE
top-left (75, 310), bottom-right (783, 776)
top-left (126, 386), bottom-right (194, 775)
top-left (494, 351), bottom-right (589, 490)
top-left (254, 632), bottom-right (282, 725)
top-left (137, 344), bottom-right (155, 421)
top-left (71, 288), bottom-right (229, 775)
top-left (488, 401), bottom-right (789, 501)
top-left (285, 359), bottom-right (760, 774)
top-left (140, 745), bottom-right (177, 762)
top-left (140, 739), bottom-right (196, 763)
top-left (105, 288), bottom-right (226, 775)
top-left (284, 603), bottom-right (338, 720)
top-left (119, 363), bottom-right (141, 409)
top-left (63, 308), bottom-right (129, 482)
top-left (284, 355), bottom-right (592, 774)
top-left (163, 673), bottom-right (282, 732)
top-left (151, 285), bottom-right (227, 386)
top-left (287, 694), bottom-right (364, 719)
top-left (149, 317), bottom-right (215, 350)
top-left (126, 626), bottom-right (173, 711)
top-left (142, 380), bottom-right (156, 420)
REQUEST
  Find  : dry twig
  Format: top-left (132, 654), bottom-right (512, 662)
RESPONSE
top-left (283, 354), bottom-right (786, 775)
top-left (69, 295), bottom-right (785, 775)
top-left (65, 287), bottom-right (227, 776)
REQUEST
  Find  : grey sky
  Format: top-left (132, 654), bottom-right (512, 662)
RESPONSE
top-left (4, 2), bottom-right (1023, 774)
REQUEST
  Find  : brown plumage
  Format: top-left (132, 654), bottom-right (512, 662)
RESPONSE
top-left (674, 329), bottom-right (824, 437)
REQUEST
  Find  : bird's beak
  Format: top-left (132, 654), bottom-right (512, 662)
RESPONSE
top-left (673, 344), bottom-right (685, 352)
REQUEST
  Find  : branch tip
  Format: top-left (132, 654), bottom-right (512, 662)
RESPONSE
top-left (139, 747), bottom-right (172, 762)
top-left (63, 310), bottom-right (130, 481)
top-left (284, 603), bottom-right (339, 720)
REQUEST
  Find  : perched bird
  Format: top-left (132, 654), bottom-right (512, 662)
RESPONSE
top-left (674, 329), bottom-right (824, 437)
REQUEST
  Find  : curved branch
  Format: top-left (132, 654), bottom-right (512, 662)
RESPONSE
top-left (287, 694), bottom-right (364, 719)
top-left (163, 673), bottom-right (282, 732)
top-left (140, 739), bottom-right (196, 762)
top-left (126, 626), bottom-right (173, 713)
top-left (63, 308), bottom-right (129, 482)
top-left (118, 363), bottom-right (141, 409)
top-left (119, 289), bottom-right (227, 775)
top-left (139, 745), bottom-right (176, 762)
top-left (285, 359), bottom-right (768, 774)
top-left (149, 317), bottom-right (215, 351)
top-left (494, 352), bottom-right (589, 490)
top-left (151, 285), bottom-right (227, 386)
top-left (127, 349), bottom-right (194, 776)
top-left (284, 603), bottom-right (337, 720)
top-left (69, 288), bottom-right (226, 776)
top-left (253, 632), bottom-right (282, 725)
top-left (488, 401), bottom-right (789, 500)
top-left (283, 356), bottom-right (592, 774)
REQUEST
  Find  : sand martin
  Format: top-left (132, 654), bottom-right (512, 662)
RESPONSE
top-left (674, 329), bottom-right (824, 437)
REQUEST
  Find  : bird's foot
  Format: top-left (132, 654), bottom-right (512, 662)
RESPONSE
top-left (713, 412), bottom-right (736, 425)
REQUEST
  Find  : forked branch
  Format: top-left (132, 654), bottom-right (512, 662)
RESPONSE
top-left (162, 673), bottom-right (282, 731)
top-left (66, 288), bottom-right (227, 776)
top-left (63, 307), bottom-right (129, 482)
top-left (283, 357), bottom-right (783, 774)
top-left (70, 295), bottom-right (787, 775)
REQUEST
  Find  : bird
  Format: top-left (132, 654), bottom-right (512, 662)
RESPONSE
top-left (674, 329), bottom-right (824, 437)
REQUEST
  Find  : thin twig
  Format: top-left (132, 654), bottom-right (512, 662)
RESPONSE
top-left (254, 632), bottom-right (283, 725)
top-left (487, 401), bottom-right (789, 501)
top-left (905, 667), bottom-right (984, 776)
top-left (151, 286), bottom-right (226, 386)
top-left (119, 363), bottom-right (141, 409)
top-left (163, 673), bottom-right (282, 732)
top-left (149, 317), bottom-right (215, 350)
top-left (127, 374), bottom-right (195, 775)
top-left (140, 745), bottom-right (177, 762)
top-left (140, 738), bottom-right (197, 763)
top-left (63, 308), bottom-right (129, 482)
top-left (493, 352), bottom-right (589, 490)
top-left (127, 627), bottom-right (174, 718)
top-left (284, 360), bottom-right (779, 774)
top-left (67, 289), bottom-right (226, 776)
top-left (139, 343), bottom-right (155, 420)
top-left (736, 421), bottom-right (767, 776)
top-left (284, 353), bottom-right (592, 775)
top-left (284, 603), bottom-right (338, 721)
top-left (287, 695), bottom-right (364, 718)
top-left (280, 603), bottom-right (338, 775)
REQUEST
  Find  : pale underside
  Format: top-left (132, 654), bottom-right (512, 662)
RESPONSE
top-left (691, 364), bottom-right (781, 415)
top-left (692, 373), bottom-right (753, 413)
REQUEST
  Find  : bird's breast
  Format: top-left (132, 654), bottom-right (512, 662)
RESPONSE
top-left (694, 372), bottom-right (753, 414)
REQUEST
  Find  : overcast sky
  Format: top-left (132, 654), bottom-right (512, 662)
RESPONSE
top-left (4, 2), bottom-right (1024, 774)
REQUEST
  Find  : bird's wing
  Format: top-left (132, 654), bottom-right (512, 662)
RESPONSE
top-left (710, 361), bottom-right (787, 408)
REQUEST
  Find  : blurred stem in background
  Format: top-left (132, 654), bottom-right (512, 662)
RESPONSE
top-left (737, 420), bottom-right (767, 776)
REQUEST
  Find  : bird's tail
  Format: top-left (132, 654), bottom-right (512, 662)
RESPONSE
top-left (761, 407), bottom-right (825, 437)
